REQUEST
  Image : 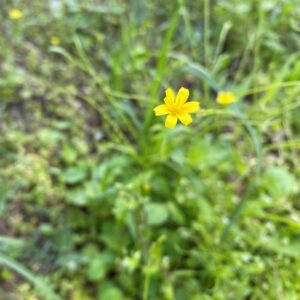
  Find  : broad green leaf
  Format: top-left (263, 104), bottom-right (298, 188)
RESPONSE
top-left (262, 167), bottom-right (296, 200)
top-left (67, 189), bottom-right (88, 206)
top-left (87, 254), bottom-right (112, 282)
top-left (97, 282), bottom-right (124, 300)
top-left (145, 203), bottom-right (168, 226)
top-left (64, 167), bottom-right (87, 184)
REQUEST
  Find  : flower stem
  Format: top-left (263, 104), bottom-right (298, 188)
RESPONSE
top-left (204, 0), bottom-right (210, 102)
top-left (143, 272), bottom-right (151, 300)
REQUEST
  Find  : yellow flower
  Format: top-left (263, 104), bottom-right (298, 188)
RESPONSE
top-left (143, 184), bottom-right (151, 192)
top-left (216, 91), bottom-right (237, 105)
top-left (153, 87), bottom-right (200, 128)
top-left (9, 9), bottom-right (23, 20)
top-left (50, 36), bottom-right (60, 45)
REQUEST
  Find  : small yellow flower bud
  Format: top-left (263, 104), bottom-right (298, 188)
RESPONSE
top-left (216, 91), bottom-right (237, 105)
top-left (50, 36), bottom-right (60, 45)
top-left (9, 9), bottom-right (23, 20)
top-left (143, 184), bottom-right (151, 192)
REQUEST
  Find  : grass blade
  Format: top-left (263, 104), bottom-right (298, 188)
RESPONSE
top-left (0, 253), bottom-right (61, 300)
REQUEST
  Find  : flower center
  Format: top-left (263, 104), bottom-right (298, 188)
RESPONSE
top-left (168, 103), bottom-right (182, 115)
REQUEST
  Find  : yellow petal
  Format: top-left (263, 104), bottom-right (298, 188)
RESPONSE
top-left (175, 87), bottom-right (189, 105)
top-left (164, 88), bottom-right (175, 105)
top-left (216, 91), bottom-right (236, 105)
top-left (165, 114), bottom-right (177, 128)
top-left (153, 104), bottom-right (169, 116)
top-left (165, 88), bottom-right (175, 100)
top-left (178, 113), bottom-right (192, 126)
top-left (182, 101), bottom-right (200, 113)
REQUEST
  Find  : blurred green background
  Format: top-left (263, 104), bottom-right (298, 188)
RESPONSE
top-left (1, 0), bottom-right (300, 299)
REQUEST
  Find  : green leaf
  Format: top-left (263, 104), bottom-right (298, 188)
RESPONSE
top-left (266, 239), bottom-right (300, 258)
top-left (167, 202), bottom-right (185, 224)
top-left (61, 144), bottom-right (78, 164)
top-left (64, 167), bottom-right (87, 184)
top-left (87, 254), bottom-right (112, 282)
top-left (97, 282), bottom-right (124, 300)
top-left (67, 189), bottom-right (88, 206)
top-left (0, 254), bottom-right (61, 300)
top-left (262, 167), bottom-right (296, 200)
top-left (145, 203), bottom-right (169, 226)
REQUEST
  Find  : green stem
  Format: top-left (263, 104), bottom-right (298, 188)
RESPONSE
top-left (244, 81), bottom-right (300, 95)
top-left (204, 0), bottom-right (210, 101)
top-left (143, 271), bottom-right (151, 300)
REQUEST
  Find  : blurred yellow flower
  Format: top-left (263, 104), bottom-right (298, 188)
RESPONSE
top-left (216, 91), bottom-right (237, 105)
top-left (50, 36), bottom-right (60, 45)
top-left (143, 184), bottom-right (151, 192)
top-left (153, 87), bottom-right (200, 128)
top-left (9, 9), bottom-right (23, 20)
